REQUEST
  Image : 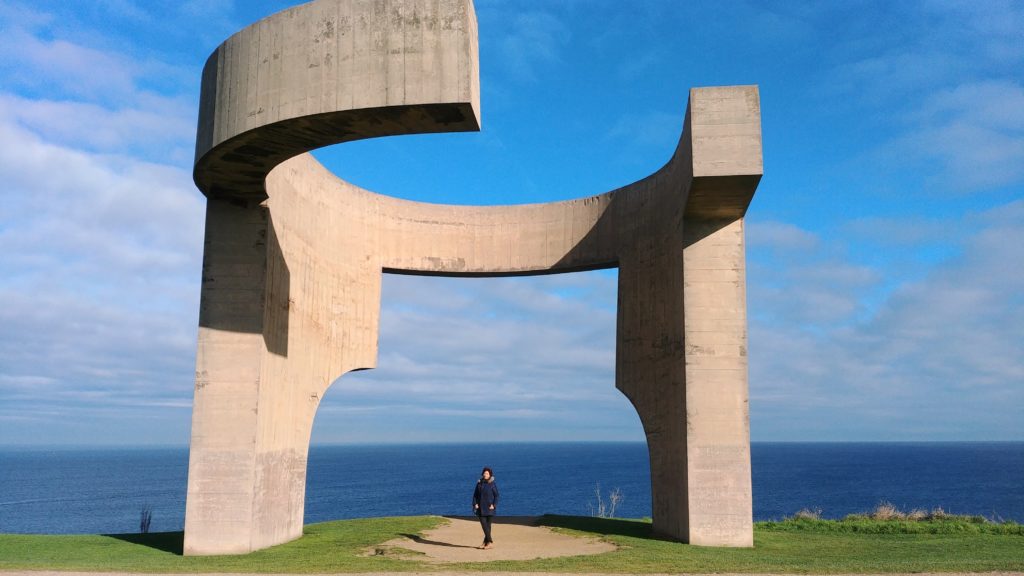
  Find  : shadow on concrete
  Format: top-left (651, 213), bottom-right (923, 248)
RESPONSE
top-left (196, 199), bottom-right (290, 357)
top-left (104, 531), bottom-right (184, 555)
top-left (538, 514), bottom-right (676, 542)
top-left (263, 212), bottom-right (289, 357)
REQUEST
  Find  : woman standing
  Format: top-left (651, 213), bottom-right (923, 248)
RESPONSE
top-left (472, 467), bottom-right (499, 549)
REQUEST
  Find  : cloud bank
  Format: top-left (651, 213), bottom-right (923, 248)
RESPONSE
top-left (0, 0), bottom-right (1021, 445)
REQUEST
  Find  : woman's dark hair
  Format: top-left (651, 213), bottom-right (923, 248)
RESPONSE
top-left (481, 466), bottom-right (493, 477)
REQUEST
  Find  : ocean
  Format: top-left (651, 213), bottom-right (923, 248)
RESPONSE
top-left (1, 442), bottom-right (1021, 535)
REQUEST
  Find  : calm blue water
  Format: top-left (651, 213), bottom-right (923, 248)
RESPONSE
top-left (0, 442), bottom-right (1021, 534)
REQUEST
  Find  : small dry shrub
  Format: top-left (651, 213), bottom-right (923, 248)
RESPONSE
top-left (870, 501), bottom-right (906, 521)
top-left (139, 507), bottom-right (153, 534)
top-left (793, 507), bottom-right (822, 520)
top-left (907, 508), bottom-right (928, 521)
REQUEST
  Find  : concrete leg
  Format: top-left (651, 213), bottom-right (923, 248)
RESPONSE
top-left (616, 234), bottom-right (692, 541)
top-left (184, 198), bottom-right (269, 555)
top-left (183, 196), bottom-right (323, 555)
top-left (682, 218), bottom-right (753, 546)
top-left (615, 215), bottom-right (752, 546)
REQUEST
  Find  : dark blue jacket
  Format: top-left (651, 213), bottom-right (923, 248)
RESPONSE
top-left (473, 477), bottom-right (499, 516)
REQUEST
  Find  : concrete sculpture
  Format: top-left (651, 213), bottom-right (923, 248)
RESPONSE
top-left (184, 0), bottom-right (762, 555)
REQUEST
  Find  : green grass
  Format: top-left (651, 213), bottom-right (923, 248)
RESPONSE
top-left (1, 515), bottom-right (1022, 573)
top-left (759, 515), bottom-right (1024, 535)
top-left (0, 516), bottom-right (439, 573)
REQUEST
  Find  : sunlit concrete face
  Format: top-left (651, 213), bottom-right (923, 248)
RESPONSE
top-left (184, 0), bottom-right (762, 555)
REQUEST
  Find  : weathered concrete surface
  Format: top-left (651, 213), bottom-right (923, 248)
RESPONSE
top-left (185, 0), bottom-right (761, 556)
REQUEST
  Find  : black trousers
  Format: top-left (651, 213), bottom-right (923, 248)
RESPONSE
top-left (478, 514), bottom-right (494, 544)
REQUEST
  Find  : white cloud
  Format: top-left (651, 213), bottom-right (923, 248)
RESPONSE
top-left (0, 96), bottom-right (204, 442)
top-left (1, 0), bottom-right (1021, 448)
top-left (842, 216), bottom-right (951, 247)
top-left (876, 80), bottom-right (1024, 192)
top-left (0, 119), bottom-right (203, 278)
top-left (920, 81), bottom-right (1024, 131)
top-left (748, 221), bottom-right (881, 325)
top-left (817, 2), bottom-right (1024, 195)
top-left (315, 272), bottom-right (635, 443)
top-left (0, 29), bottom-right (139, 101)
top-left (93, 0), bottom-right (151, 22)
top-left (615, 50), bottom-right (661, 82)
top-left (752, 262), bottom-right (880, 326)
top-left (829, 51), bottom-right (966, 106)
top-left (605, 110), bottom-right (682, 153)
top-left (921, 0), bottom-right (1024, 65)
top-left (748, 220), bottom-right (819, 252)
top-left (749, 201), bottom-right (1024, 440)
top-left (492, 10), bottom-right (570, 83)
top-left (180, 0), bottom-right (235, 19)
top-left (0, 93), bottom-right (194, 162)
top-left (0, 2), bottom-right (54, 31)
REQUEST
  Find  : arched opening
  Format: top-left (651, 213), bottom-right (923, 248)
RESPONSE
top-left (306, 270), bottom-right (651, 522)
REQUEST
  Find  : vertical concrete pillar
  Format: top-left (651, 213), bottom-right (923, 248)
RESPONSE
top-left (617, 245), bottom-right (691, 540)
top-left (184, 198), bottom-right (269, 555)
top-left (185, 158), bottom-right (387, 555)
top-left (682, 218), bottom-right (753, 546)
top-left (616, 86), bottom-right (759, 547)
top-left (675, 85), bottom-right (761, 546)
top-left (617, 216), bottom-right (754, 546)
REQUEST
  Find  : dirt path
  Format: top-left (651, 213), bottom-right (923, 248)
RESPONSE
top-left (370, 516), bottom-right (616, 563)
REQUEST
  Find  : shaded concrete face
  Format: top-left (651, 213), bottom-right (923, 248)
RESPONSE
top-left (185, 0), bottom-right (761, 555)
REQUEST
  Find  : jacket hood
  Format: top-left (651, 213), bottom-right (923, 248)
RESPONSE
top-left (479, 476), bottom-right (496, 483)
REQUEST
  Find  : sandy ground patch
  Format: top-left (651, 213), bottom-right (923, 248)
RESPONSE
top-left (369, 516), bottom-right (616, 563)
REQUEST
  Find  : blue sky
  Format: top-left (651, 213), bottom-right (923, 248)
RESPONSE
top-left (0, 0), bottom-right (1021, 446)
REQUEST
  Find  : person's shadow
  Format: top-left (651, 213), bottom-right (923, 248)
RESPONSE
top-left (398, 533), bottom-right (479, 549)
